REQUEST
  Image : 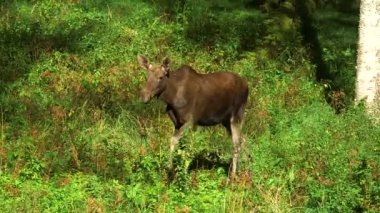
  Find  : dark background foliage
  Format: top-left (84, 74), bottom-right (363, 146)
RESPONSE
top-left (1, 0), bottom-right (379, 212)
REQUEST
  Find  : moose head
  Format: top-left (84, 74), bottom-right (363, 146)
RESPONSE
top-left (138, 55), bottom-right (170, 103)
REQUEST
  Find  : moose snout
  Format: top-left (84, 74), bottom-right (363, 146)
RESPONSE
top-left (140, 89), bottom-right (151, 104)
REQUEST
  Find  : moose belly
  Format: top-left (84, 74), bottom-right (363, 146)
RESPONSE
top-left (197, 118), bottom-right (223, 126)
top-left (196, 110), bottom-right (231, 126)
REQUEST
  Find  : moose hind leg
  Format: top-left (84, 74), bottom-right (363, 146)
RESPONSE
top-left (230, 118), bottom-right (242, 181)
top-left (222, 120), bottom-right (231, 135)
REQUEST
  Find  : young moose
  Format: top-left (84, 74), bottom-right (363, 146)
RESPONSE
top-left (138, 55), bottom-right (248, 180)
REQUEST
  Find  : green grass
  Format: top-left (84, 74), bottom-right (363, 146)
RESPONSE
top-left (0, 0), bottom-right (379, 212)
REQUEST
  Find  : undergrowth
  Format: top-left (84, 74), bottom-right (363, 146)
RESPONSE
top-left (0, 0), bottom-right (378, 212)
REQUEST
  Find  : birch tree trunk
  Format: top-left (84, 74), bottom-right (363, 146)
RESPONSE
top-left (356, 0), bottom-right (380, 114)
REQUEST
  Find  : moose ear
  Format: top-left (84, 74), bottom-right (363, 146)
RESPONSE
top-left (162, 57), bottom-right (170, 68)
top-left (137, 55), bottom-right (150, 70)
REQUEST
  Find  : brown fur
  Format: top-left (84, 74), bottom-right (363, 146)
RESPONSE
top-left (138, 55), bottom-right (248, 181)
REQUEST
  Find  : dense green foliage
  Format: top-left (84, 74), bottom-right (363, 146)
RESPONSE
top-left (0, 0), bottom-right (379, 212)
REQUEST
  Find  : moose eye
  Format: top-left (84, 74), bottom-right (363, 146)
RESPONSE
top-left (156, 76), bottom-right (163, 82)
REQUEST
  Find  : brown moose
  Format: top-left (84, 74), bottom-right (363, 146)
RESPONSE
top-left (138, 55), bottom-right (248, 180)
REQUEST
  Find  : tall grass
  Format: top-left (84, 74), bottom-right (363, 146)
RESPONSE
top-left (0, 0), bottom-right (378, 212)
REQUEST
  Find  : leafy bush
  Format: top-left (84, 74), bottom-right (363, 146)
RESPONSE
top-left (1, 0), bottom-right (378, 212)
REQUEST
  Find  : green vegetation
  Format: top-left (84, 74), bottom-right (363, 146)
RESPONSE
top-left (0, 0), bottom-right (379, 212)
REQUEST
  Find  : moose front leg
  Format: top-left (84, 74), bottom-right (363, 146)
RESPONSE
top-left (170, 122), bottom-right (190, 152)
top-left (168, 120), bottom-right (193, 171)
top-left (167, 107), bottom-right (192, 152)
top-left (166, 106), bottom-right (180, 129)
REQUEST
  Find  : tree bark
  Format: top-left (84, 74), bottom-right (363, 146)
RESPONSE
top-left (356, 0), bottom-right (380, 114)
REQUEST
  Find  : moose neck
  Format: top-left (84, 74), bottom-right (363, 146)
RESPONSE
top-left (156, 75), bottom-right (169, 100)
top-left (158, 72), bottom-right (178, 104)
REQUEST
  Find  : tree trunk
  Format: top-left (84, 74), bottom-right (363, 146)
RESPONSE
top-left (356, 0), bottom-right (380, 114)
